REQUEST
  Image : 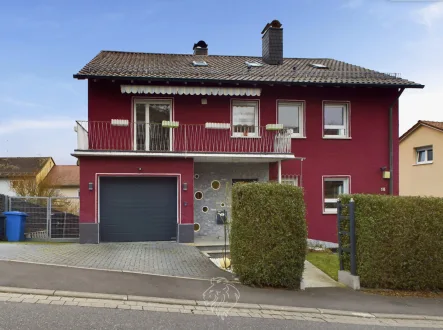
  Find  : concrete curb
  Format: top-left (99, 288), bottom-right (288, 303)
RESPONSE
top-left (0, 285), bottom-right (440, 321)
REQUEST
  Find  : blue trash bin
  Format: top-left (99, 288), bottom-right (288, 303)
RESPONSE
top-left (4, 212), bottom-right (28, 242)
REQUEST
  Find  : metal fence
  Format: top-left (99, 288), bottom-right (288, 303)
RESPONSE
top-left (5, 196), bottom-right (79, 241)
top-left (337, 198), bottom-right (357, 276)
top-left (76, 121), bottom-right (293, 154)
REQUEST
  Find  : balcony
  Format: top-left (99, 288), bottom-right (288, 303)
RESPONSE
top-left (73, 121), bottom-right (294, 162)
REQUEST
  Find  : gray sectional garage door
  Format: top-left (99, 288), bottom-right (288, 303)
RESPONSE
top-left (99, 177), bottom-right (177, 242)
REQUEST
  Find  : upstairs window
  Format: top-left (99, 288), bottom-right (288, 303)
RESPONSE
top-left (323, 103), bottom-right (349, 138)
top-left (416, 146), bottom-right (433, 164)
top-left (277, 101), bottom-right (304, 137)
top-left (232, 100), bottom-right (259, 137)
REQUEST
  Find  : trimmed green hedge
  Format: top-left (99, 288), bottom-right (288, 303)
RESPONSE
top-left (340, 194), bottom-right (443, 290)
top-left (230, 182), bottom-right (307, 289)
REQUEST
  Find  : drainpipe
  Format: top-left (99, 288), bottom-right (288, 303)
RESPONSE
top-left (278, 160), bottom-right (282, 183)
top-left (389, 88), bottom-right (405, 195)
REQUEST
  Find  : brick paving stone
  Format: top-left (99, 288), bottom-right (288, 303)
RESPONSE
top-left (0, 242), bottom-right (231, 279)
top-left (64, 302), bottom-right (79, 306)
top-left (130, 306), bottom-right (143, 311)
top-left (22, 299), bottom-right (38, 304)
top-left (36, 300), bottom-right (51, 304)
top-left (8, 297), bottom-right (25, 303)
top-left (117, 305), bottom-right (131, 310)
top-left (50, 301), bottom-right (65, 306)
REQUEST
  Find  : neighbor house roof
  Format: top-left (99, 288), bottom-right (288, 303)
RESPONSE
top-left (74, 51), bottom-right (424, 88)
top-left (400, 120), bottom-right (443, 142)
top-left (44, 165), bottom-right (79, 187)
top-left (0, 157), bottom-right (52, 178)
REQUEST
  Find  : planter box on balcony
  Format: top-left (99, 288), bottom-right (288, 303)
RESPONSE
top-left (205, 123), bottom-right (231, 129)
top-left (162, 120), bottom-right (179, 128)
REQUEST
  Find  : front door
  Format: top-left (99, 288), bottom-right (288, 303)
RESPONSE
top-left (135, 99), bottom-right (172, 151)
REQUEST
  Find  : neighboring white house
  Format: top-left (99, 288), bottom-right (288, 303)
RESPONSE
top-left (0, 178), bottom-right (16, 196)
top-left (0, 158), bottom-right (79, 198)
top-left (0, 157), bottom-right (55, 196)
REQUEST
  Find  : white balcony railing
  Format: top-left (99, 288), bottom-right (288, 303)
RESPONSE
top-left (74, 121), bottom-right (292, 154)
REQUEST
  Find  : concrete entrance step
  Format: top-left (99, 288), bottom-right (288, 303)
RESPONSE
top-left (204, 250), bottom-right (230, 258)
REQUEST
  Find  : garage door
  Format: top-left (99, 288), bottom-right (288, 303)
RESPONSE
top-left (99, 177), bottom-right (177, 242)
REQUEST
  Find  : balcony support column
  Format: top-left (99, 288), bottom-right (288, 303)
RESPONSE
top-left (278, 160), bottom-right (282, 184)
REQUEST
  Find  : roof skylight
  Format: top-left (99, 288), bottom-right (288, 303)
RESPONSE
top-left (192, 60), bottom-right (208, 67)
top-left (310, 63), bottom-right (329, 69)
top-left (245, 61), bottom-right (263, 67)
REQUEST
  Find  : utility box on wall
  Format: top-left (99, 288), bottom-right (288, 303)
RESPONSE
top-left (216, 210), bottom-right (228, 225)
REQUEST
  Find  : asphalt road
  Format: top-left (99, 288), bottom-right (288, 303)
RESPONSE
top-left (1, 261), bottom-right (442, 317)
top-left (0, 302), bottom-right (417, 330)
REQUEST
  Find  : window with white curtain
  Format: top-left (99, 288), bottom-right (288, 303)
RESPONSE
top-left (232, 100), bottom-right (259, 137)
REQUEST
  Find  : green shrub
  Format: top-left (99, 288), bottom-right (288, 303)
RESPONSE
top-left (340, 194), bottom-right (443, 290)
top-left (230, 182), bottom-right (307, 289)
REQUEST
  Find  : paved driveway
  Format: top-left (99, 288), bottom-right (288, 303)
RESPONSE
top-left (0, 242), bottom-right (234, 280)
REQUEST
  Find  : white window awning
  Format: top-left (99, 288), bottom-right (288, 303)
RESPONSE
top-left (120, 85), bottom-right (261, 97)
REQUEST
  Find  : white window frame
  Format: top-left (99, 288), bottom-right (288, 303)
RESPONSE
top-left (133, 98), bottom-right (173, 151)
top-left (323, 176), bottom-right (350, 214)
top-left (282, 177), bottom-right (298, 186)
top-left (231, 100), bottom-right (259, 137)
top-left (416, 146), bottom-right (433, 164)
top-left (277, 101), bottom-right (305, 138)
top-left (323, 102), bottom-right (350, 138)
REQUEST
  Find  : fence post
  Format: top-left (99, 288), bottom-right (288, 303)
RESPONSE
top-left (337, 199), bottom-right (343, 271)
top-left (349, 198), bottom-right (357, 276)
top-left (47, 197), bottom-right (52, 239)
top-left (4, 195), bottom-right (10, 212)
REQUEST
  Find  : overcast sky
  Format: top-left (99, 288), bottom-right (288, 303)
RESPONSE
top-left (0, 0), bottom-right (442, 164)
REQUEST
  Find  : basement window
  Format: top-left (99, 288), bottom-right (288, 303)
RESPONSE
top-left (192, 60), bottom-right (208, 67)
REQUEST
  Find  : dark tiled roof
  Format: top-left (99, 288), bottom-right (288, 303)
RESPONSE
top-left (0, 157), bottom-right (51, 178)
top-left (74, 51), bottom-right (423, 88)
top-left (44, 165), bottom-right (79, 187)
top-left (400, 120), bottom-right (443, 141)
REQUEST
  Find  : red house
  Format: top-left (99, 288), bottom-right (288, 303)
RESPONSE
top-left (73, 20), bottom-right (423, 244)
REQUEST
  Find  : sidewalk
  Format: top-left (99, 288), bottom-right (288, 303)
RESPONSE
top-left (1, 260), bottom-right (442, 317)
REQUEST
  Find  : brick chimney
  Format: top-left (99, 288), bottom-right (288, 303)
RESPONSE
top-left (193, 40), bottom-right (208, 55)
top-left (261, 20), bottom-right (283, 65)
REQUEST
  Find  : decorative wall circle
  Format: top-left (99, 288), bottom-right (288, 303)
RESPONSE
top-left (194, 191), bottom-right (203, 200)
top-left (194, 174), bottom-right (200, 179)
top-left (202, 206), bottom-right (209, 213)
top-left (211, 180), bottom-right (221, 190)
top-left (194, 223), bottom-right (201, 232)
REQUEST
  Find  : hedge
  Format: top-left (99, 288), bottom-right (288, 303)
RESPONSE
top-left (230, 182), bottom-right (307, 289)
top-left (340, 194), bottom-right (443, 290)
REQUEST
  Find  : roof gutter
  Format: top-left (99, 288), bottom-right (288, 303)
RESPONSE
top-left (72, 74), bottom-right (425, 89)
top-left (389, 88), bottom-right (405, 195)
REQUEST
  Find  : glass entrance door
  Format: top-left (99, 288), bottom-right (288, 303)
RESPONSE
top-left (135, 100), bottom-right (171, 151)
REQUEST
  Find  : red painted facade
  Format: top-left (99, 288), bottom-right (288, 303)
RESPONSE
top-left (80, 79), bottom-right (400, 243)
top-left (79, 157), bottom-right (194, 225)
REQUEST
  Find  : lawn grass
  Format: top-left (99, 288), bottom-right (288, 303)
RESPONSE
top-left (306, 251), bottom-right (339, 281)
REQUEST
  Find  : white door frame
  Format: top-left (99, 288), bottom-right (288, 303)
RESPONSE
top-left (133, 99), bottom-right (173, 151)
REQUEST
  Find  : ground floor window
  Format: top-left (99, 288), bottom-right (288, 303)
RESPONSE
top-left (323, 177), bottom-right (350, 214)
top-left (282, 177), bottom-right (298, 186)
